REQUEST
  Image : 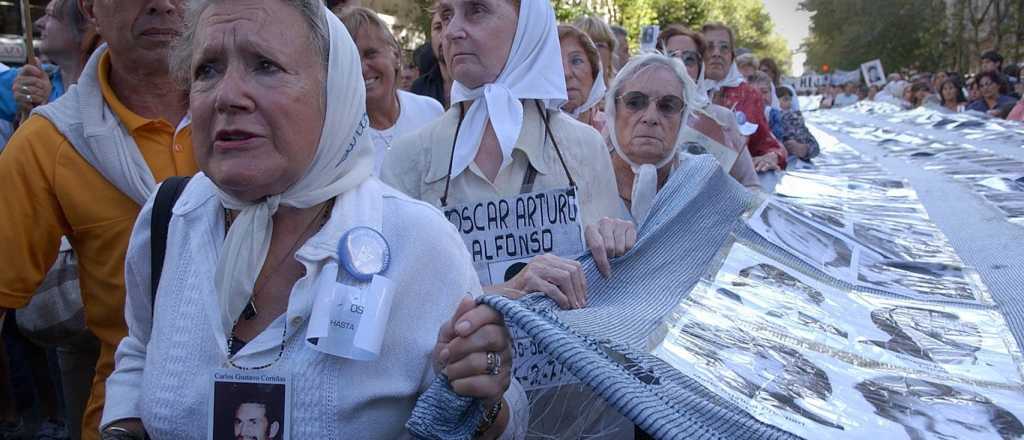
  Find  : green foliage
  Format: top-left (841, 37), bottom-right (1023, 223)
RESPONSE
top-left (800, 0), bottom-right (948, 74)
top-left (555, 0), bottom-right (793, 74)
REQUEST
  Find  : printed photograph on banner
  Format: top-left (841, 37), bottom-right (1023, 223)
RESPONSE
top-left (651, 265), bottom-right (1024, 439)
top-left (706, 242), bottom-right (1024, 385)
top-left (855, 375), bottom-right (1024, 440)
top-left (652, 284), bottom-right (850, 433)
top-left (855, 250), bottom-right (988, 302)
top-left (861, 60), bottom-right (886, 87)
top-left (443, 187), bottom-right (584, 285)
top-left (209, 371), bottom-right (289, 440)
top-left (746, 200), bottom-right (857, 282)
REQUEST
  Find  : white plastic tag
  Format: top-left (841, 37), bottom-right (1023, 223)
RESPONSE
top-left (306, 263), bottom-right (394, 361)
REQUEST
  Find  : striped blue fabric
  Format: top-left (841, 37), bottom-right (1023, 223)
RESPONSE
top-left (406, 376), bottom-right (482, 440)
top-left (409, 156), bottom-right (803, 439)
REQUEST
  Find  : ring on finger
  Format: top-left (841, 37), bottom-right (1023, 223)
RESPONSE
top-left (485, 351), bottom-right (501, 376)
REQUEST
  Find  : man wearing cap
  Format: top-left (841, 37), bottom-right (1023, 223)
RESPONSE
top-left (700, 22), bottom-right (787, 172)
top-left (0, 1), bottom-right (196, 438)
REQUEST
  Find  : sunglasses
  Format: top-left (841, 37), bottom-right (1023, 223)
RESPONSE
top-left (618, 91), bottom-right (686, 116)
top-left (669, 50), bottom-right (702, 67)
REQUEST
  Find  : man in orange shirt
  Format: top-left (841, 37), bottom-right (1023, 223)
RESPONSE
top-left (0, 1), bottom-right (194, 439)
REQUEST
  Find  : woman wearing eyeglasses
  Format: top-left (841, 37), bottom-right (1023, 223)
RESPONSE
top-left (657, 25), bottom-right (759, 190)
top-left (606, 53), bottom-right (745, 224)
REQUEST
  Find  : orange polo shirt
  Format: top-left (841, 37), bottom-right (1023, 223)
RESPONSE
top-left (0, 52), bottom-right (196, 440)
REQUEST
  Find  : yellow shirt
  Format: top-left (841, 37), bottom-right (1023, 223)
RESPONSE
top-left (0, 52), bottom-right (196, 440)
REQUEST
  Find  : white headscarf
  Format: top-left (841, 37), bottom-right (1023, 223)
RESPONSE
top-left (448, 0), bottom-right (567, 177)
top-left (568, 64), bottom-right (607, 119)
top-left (780, 84), bottom-right (800, 112)
top-left (214, 6), bottom-right (374, 337)
top-left (605, 54), bottom-right (700, 225)
top-left (699, 62), bottom-right (745, 96)
top-left (763, 82), bottom-right (781, 122)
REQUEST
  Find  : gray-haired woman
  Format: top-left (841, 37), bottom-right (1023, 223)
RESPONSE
top-left (607, 53), bottom-right (731, 224)
top-left (99, 1), bottom-right (525, 438)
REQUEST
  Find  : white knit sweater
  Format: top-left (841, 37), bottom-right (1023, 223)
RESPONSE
top-left (102, 174), bottom-right (526, 439)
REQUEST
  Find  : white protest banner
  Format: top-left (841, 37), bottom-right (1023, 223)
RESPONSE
top-left (443, 187), bottom-right (585, 285)
top-left (830, 69), bottom-right (861, 86)
top-left (813, 74), bottom-right (832, 88)
top-left (798, 75), bottom-right (816, 93)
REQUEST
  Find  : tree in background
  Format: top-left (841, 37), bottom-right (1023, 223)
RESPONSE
top-left (801, 0), bottom-right (1024, 75)
top-left (801, 0), bottom-right (947, 75)
top-left (557, 0), bottom-right (791, 74)
top-left (946, 0), bottom-right (1024, 73)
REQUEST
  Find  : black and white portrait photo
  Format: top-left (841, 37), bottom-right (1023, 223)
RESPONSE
top-left (211, 380), bottom-right (287, 440)
top-left (861, 59), bottom-right (886, 87)
top-left (857, 376), bottom-right (1024, 440)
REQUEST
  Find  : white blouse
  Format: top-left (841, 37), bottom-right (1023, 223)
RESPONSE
top-left (380, 100), bottom-right (624, 227)
top-left (102, 174), bottom-right (526, 439)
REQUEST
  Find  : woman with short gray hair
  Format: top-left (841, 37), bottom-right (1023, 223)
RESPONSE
top-left (608, 53), bottom-right (758, 223)
top-left (605, 54), bottom-right (696, 224)
top-left (100, 1), bottom-right (525, 438)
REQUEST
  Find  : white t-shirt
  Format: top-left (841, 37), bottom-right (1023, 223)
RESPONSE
top-left (369, 90), bottom-right (444, 175)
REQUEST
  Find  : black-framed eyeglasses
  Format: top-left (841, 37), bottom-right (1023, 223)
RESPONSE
top-left (617, 91), bottom-right (686, 116)
top-left (669, 50), bottom-right (702, 67)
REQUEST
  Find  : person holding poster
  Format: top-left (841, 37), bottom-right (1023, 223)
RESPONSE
top-left (100, 2), bottom-right (527, 438)
top-left (381, 0), bottom-right (631, 308)
top-left (861, 60), bottom-right (886, 87)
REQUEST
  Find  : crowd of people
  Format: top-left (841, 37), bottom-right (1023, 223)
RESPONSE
top-left (0, 0), bottom-right (1003, 439)
top-left (810, 49), bottom-right (1024, 122)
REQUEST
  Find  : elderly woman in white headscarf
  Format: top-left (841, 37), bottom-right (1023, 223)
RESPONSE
top-left (99, 1), bottom-right (525, 439)
top-left (607, 53), bottom-right (722, 224)
top-left (382, 0), bottom-right (631, 310)
top-left (558, 24), bottom-right (606, 131)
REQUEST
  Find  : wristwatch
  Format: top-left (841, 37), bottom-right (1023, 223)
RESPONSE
top-left (101, 426), bottom-right (147, 440)
top-left (474, 399), bottom-right (504, 437)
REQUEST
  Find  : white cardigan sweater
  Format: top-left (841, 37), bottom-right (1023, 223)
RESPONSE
top-left (101, 174), bottom-right (526, 439)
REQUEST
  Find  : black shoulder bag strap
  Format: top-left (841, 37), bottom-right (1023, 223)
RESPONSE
top-left (150, 176), bottom-right (191, 315)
